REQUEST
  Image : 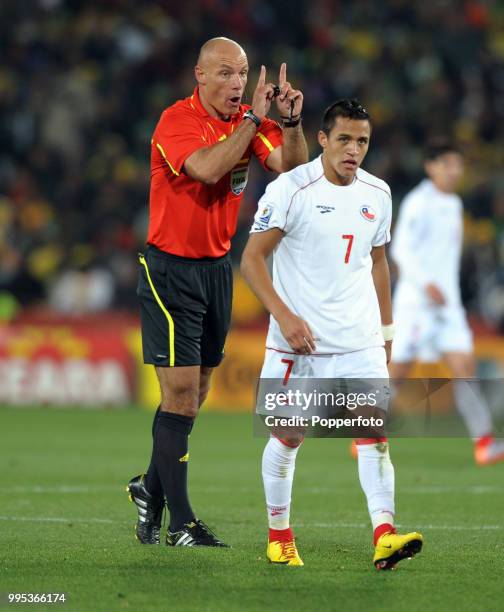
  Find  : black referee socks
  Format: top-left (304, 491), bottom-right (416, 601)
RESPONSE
top-left (151, 405), bottom-right (161, 437)
top-left (144, 406), bottom-right (162, 498)
top-left (153, 411), bottom-right (195, 532)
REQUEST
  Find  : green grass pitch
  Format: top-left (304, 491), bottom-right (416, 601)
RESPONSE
top-left (1, 408), bottom-right (503, 611)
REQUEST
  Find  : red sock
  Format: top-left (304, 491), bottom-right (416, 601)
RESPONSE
top-left (373, 523), bottom-right (396, 546)
top-left (475, 434), bottom-right (494, 449)
top-left (269, 527), bottom-right (294, 543)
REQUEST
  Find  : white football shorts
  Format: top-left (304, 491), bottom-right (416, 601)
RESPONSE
top-left (260, 345), bottom-right (388, 379)
top-left (392, 305), bottom-right (473, 363)
top-left (256, 346), bottom-right (389, 417)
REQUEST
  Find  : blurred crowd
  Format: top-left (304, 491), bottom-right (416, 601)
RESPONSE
top-left (1, 0), bottom-right (504, 327)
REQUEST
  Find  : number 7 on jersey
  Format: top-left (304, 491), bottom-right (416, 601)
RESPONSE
top-left (342, 234), bottom-right (354, 264)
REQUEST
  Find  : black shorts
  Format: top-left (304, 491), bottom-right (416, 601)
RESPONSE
top-left (137, 245), bottom-right (233, 368)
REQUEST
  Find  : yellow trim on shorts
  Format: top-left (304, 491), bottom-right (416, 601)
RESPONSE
top-left (139, 254), bottom-right (175, 367)
top-left (155, 142), bottom-right (180, 176)
top-left (256, 131), bottom-right (274, 152)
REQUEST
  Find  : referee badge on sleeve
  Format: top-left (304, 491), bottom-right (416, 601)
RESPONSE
top-left (230, 166), bottom-right (249, 195)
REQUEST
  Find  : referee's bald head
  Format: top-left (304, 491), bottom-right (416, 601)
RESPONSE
top-left (197, 37), bottom-right (246, 67)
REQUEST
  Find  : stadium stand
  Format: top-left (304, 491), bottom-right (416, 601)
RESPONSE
top-left (1, 0), bottom-right (504, 327)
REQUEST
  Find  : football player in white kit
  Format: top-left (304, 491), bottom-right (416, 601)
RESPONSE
top-left (241, 99), bottom-right (422, 569)
top-left (390, 141), bottom-right (504, 465)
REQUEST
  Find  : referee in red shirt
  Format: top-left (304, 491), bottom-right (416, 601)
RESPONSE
top-left (127, 37), bottom-right (308, 547)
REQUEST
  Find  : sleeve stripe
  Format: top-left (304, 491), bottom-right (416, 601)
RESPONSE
top-left (356, 176), bottom-right (391, 198)
top-left (256, 131), bottom-right (274, 152)
top-left (155, 142), bottom-right (180, 176)
top-left (206, 122), bottom-right (217, 136)
top-left (282, 173), bottom-right (324, 231)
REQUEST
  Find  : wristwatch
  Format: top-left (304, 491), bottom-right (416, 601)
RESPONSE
top-left (243, 110), bottom-right (261, 128)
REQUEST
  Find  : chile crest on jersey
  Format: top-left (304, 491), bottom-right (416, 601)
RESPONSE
top-left (360, 205), bottom-right (376, 222)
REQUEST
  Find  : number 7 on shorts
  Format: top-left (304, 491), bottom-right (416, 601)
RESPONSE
top-left (281, 358), bottom-right (294, 385)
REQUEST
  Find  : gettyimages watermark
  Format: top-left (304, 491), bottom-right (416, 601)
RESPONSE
top-left (262, 413), bottom-right (385, 430)
top-left (253, 378), bottom-right (504, 438)
top-left (263, 388), bottom-right (380, 411)
top-left (261, 387), bottom-right (385, 433)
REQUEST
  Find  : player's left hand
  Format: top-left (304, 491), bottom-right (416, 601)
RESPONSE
top-left (275, 63), bottom-right (303, 119)
top-left (385, 340), bottom-right (392, 364)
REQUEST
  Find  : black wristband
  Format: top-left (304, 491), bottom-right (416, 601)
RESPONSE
top-left (243, 110), bottom-right (261, 128)
top-left (281, 115), bottom-right (302, 128)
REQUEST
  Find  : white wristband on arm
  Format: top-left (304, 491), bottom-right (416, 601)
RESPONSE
top-left (382, 323), bottom-right (395, 342)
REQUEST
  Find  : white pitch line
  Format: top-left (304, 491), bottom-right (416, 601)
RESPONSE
top-left (299, 485), bottom-right (503, 495)
top-left (296, 522), bottom-right (503, 531)
top-left (0, 515), bottom-right (501, 531)
top-left (2, 484), bottom-right (503, 495)
top-left (199, 485), bottom-right (503, 495)
top-left (402, 485), bottom-right (501, 494)
top-left (0, 515), bottom-right (115, 524)
top-left (0, 485), bottom-right (120, 494)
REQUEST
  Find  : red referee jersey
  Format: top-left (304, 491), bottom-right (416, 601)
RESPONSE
top-left (147, 87), bottom-right (283, 258)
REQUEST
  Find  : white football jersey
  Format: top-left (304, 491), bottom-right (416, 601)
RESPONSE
top-left (391, 179), bottom-right (463, 309)
top-left (250, 155), bottom-right (392, 354)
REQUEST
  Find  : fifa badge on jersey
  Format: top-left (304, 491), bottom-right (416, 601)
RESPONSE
top-left (230, 165), bottom-right (249, 195)
top-left (253, 204), bottom-right (273, 230)
top-left (360, 205), bottom-right (376, 222)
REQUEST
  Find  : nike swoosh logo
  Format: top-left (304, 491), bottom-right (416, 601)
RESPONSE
top-left (382, 544), bottom-right (392, 548)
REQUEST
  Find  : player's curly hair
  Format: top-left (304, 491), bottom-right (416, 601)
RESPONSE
top-left (321, 98), bottom-right (370, 134)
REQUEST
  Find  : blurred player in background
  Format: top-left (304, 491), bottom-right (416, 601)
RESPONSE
top-left (390, 141), bottom-right (504, 465)
top-left (241, 99), bottom-right (422, 569)
top-left (127, 37), bottom-right (308, 548)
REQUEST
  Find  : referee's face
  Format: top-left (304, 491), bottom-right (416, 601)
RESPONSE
top-left (196, 47), bottom-right (249, 120)
top-left (318, 117), bottom-right (371, 186)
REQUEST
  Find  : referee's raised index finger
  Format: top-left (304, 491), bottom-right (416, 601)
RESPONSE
top-left (257, 65), bottom-right (266, 87)
top-left (279, 62), bottom-right (287, 87)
